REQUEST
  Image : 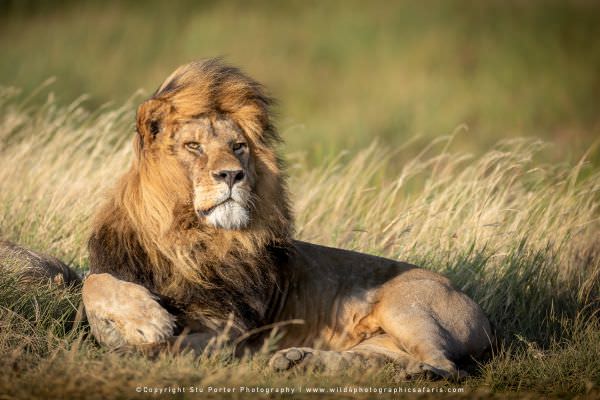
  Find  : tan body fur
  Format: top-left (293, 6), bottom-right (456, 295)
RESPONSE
top-left (81, 59), bottom-right (491, 380)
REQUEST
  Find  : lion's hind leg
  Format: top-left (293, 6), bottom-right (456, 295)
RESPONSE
top-left (82, 273), bottom-right (176, 350)
top-left (376, 308), bottom-right (467, 380)
top-left (371, 277), bottom-right (492, 380)
top-left (269, 334), bottom-right (445, 380)
top-left (351, 334), bottom-right (464, 380)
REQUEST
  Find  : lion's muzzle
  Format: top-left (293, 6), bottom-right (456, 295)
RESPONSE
top-left (195, 184), bottom-right (251, 230)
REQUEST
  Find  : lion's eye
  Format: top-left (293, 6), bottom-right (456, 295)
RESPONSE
top-left (232, 142), bottom-right (246, 153)
top-left (185, 142), bottom-right (202, 153)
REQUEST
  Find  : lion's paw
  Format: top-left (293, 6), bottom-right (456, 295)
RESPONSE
top-left (83, 273), bottom-right (176, 348)
top-left (117, 287), bottom-right (176, 344)
top-left (88, 299), bottom-right (176, 348)
top-left (269, 347), bottom-right (315, 371)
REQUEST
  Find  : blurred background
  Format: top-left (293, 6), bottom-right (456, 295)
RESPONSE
top-left (1, 0), bottom-right (599, 165)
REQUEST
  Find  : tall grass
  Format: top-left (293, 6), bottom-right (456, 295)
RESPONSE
top-left (0, 89), bottom-right (599, 398)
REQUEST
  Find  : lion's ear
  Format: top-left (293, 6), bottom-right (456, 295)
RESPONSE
top-left (136, 99), bottom-right (171, 147)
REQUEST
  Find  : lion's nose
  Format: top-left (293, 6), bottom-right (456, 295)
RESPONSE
top-left (212, 169), bottom-right (245, 187)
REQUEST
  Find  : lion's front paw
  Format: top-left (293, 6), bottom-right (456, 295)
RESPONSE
top-left (269, 347), bottom-right (315, 371)
top-left (83, 273), bottom-right (176, 348)
top-left (117, 283), bottom-right (176, 344)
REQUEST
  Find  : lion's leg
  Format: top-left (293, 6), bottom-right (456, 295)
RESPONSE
top-left (350, 334), bottom-right (456, 379)
top-left (82, 273), bottom-right (176, 350)
top-left (269, 335), bottom-right (449, 380)
top-left (369, 278), bottom-right (492, 379)
top-left (376, 310), bottom-right (465, 379)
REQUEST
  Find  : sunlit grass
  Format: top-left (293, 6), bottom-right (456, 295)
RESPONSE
top-left (0, 88), bottom-right (598, 398)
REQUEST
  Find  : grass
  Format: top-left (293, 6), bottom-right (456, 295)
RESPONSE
top-left (1, 0), bottom-right (600, 164)
top-left (0, 85), bottom-right (599, 399)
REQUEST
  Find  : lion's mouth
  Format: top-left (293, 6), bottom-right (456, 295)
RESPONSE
top-left (195, 191), bottom-right (250, 230)
top-left (198, 198), bottom-right (234, 217)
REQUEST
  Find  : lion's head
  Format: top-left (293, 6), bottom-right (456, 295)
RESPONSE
top-left (131, 59), bottom-right (292, 239)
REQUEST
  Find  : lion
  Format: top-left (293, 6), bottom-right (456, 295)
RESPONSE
top-left (81, 59), bottom-right (492, 380)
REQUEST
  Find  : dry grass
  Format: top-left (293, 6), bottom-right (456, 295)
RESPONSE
top-left (0, 88), bottom-right (599, 398)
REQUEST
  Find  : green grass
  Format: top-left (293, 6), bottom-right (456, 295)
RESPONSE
top-left (1, 0), bottom-right (599, 164)
top-left (0, 87), bottom-right (599, 398)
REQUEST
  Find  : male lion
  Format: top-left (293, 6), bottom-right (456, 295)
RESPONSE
top-left (82, 59), bottom-right (491, 379)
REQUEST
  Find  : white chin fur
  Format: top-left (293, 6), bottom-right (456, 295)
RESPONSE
top-left (206, 201), bottom-right (250, 230)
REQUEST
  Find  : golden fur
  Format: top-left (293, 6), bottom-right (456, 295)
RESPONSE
top-left (82, 59), bottom-right (491, 379)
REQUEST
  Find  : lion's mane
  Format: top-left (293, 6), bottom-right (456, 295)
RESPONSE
top-left (89, 59), bottom-right (293, 331)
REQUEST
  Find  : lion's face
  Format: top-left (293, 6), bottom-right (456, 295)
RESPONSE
top-left (133, 60), bottom-right (291, 238)
top-left (172, 115), bottom-right (255, 230)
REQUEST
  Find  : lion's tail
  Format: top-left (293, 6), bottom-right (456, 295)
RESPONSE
top-left (0, 239), bottom-right (82, 286)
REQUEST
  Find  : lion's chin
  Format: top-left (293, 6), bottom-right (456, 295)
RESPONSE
top-left (204, 200), bottom-right (250, 230)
